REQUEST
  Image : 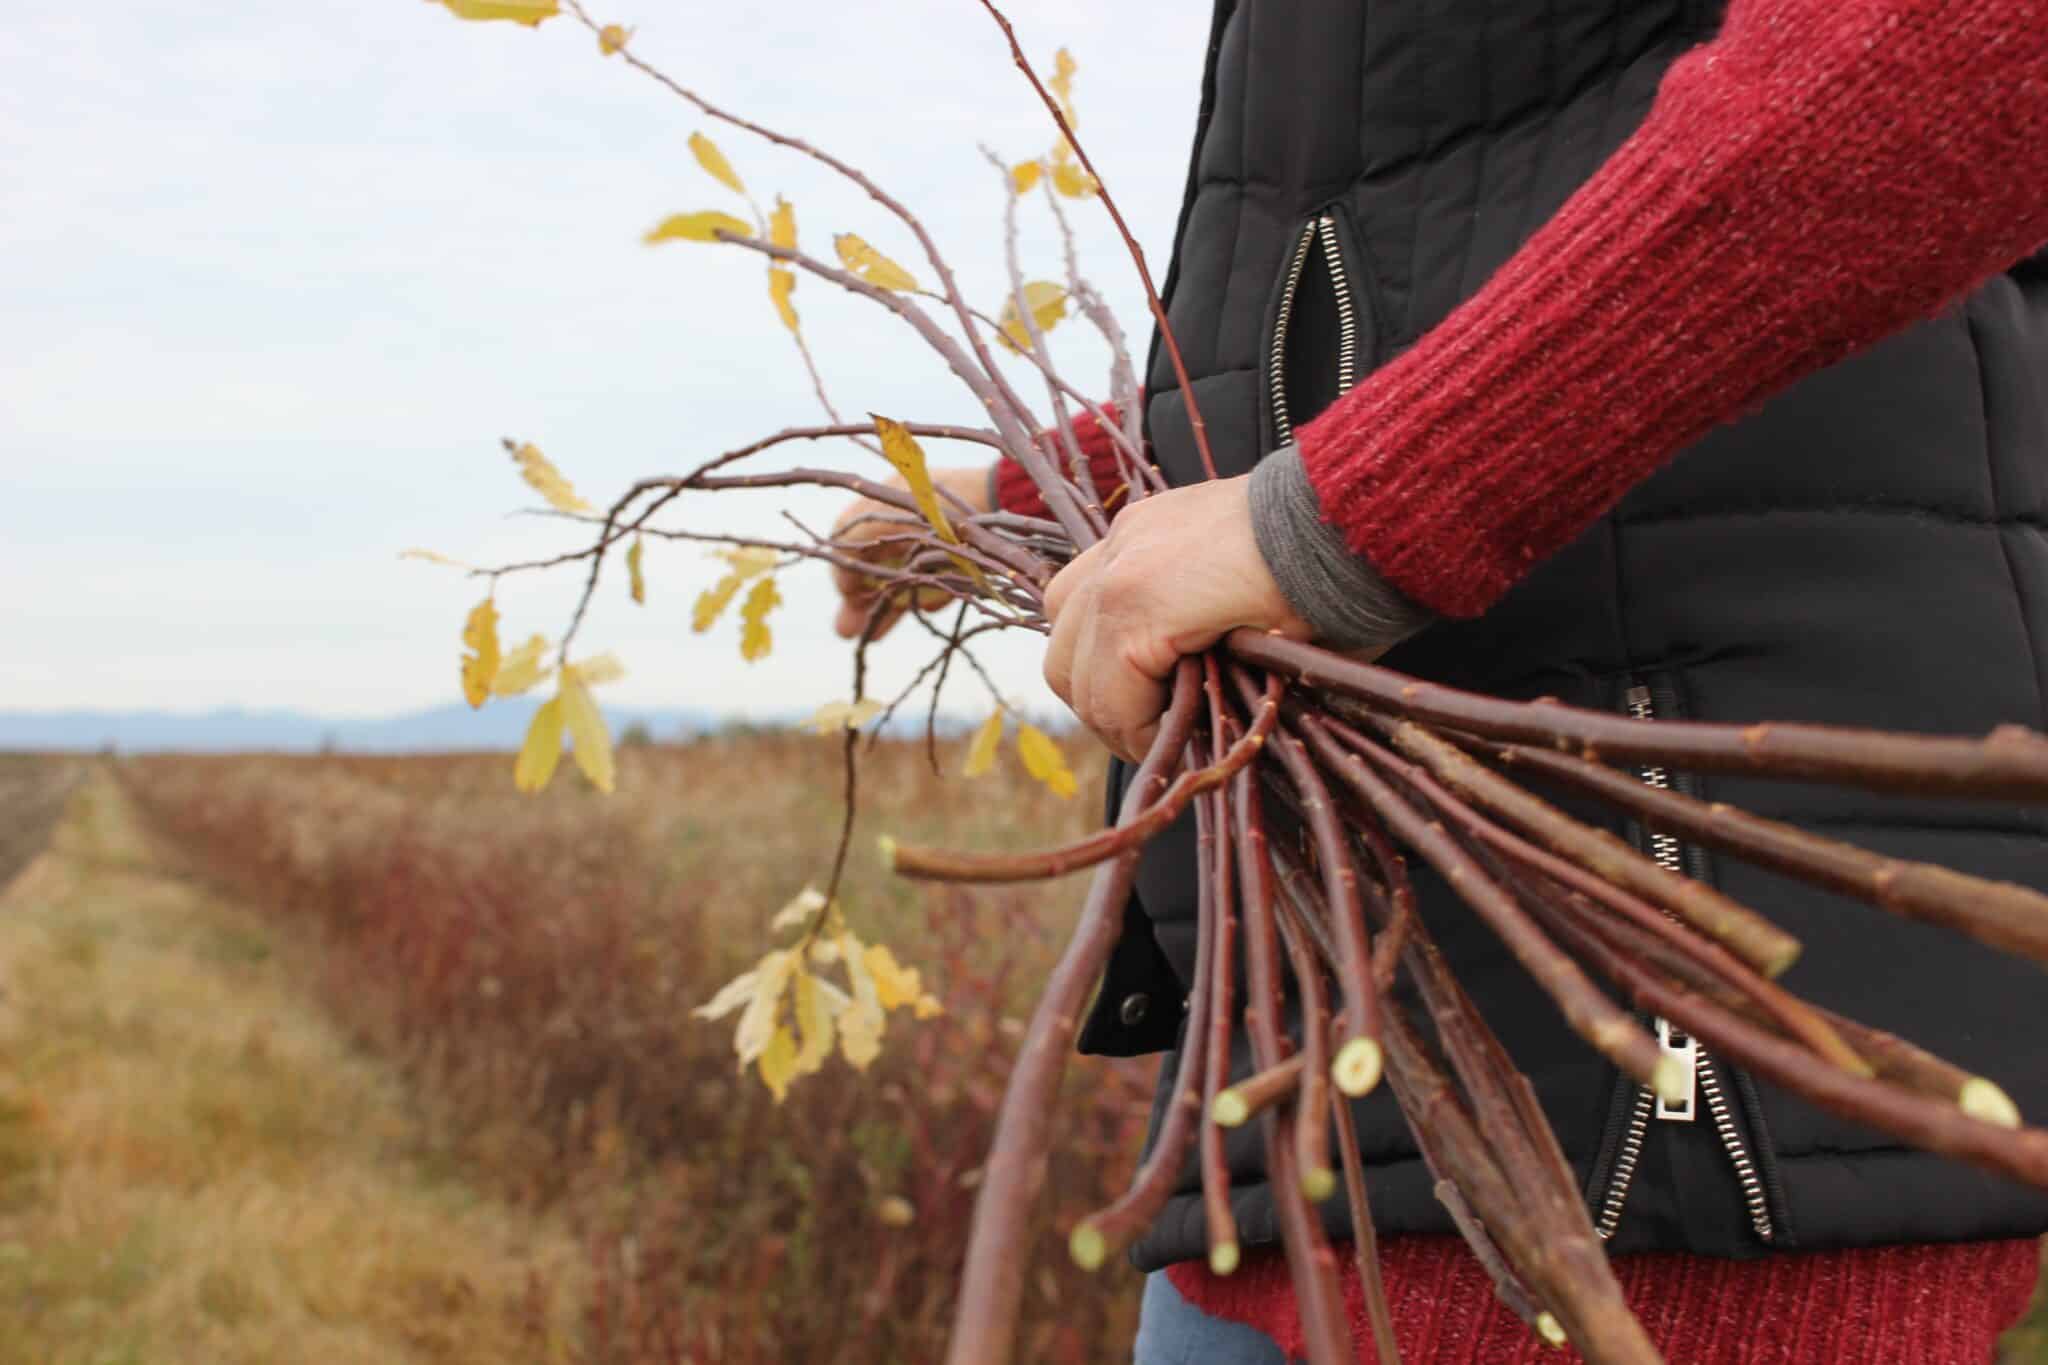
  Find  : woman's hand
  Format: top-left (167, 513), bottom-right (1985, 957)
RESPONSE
top-left (828, 465), bottom-right (994, 640)
top-left (1042, 475), bottom-right (1324, 761)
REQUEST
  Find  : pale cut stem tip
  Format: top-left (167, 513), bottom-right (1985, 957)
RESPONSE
top-left (1652, 1055), bottom-right (1689, 1108)
top-left (1301, 1166), bottom-right (1337, 1203)
top-left (1332, 1036), bottom-right (1383, 1097)
top-left (1536, 1312), bottom-right (1567, 1348)
top-left (1069, 1224), bottom-right (1106, 1272)
top-left (1209, 1241), bottom-right (1241, 1276)
top-left (1212, 1090), bottom-right (1250, 1128)
top-left (1960, 1076), bottom-right (2022, 1130)
top-left (876, 833), bottom-right (898, 871)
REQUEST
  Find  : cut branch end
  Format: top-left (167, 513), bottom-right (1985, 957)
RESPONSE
top-left (1209, 1241), bottom-right (1241, 1276)
top-left (1961, 1076), bottom-right (2022, 1129)
top-left (1333, 1036), bottom-right (1384, 1098)
top-left (1068, 1222), bottom-right (1107, 1271)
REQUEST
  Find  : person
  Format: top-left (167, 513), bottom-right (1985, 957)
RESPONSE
top-left (834, 0), bottom-right (2048, 1359)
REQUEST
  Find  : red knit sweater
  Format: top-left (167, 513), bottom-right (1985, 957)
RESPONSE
top-left (991, 0), bottom-right (2048, 1354)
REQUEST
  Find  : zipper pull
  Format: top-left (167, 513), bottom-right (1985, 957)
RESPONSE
top-left (1654, 1017), bottom-right (1698, 1121)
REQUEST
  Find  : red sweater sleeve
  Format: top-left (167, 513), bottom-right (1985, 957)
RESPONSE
top-left (993, 402), bottom-right (1133, 520)
top-left (1296, 0), bottom-right (2048, 619)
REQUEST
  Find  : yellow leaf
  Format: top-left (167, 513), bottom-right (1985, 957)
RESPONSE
top-left (1010, 160), bottom-right (1043, 194)
top-left (734, 949), bottom-right (795, 1067)
top-left (643, 211), bottom-right (752, 245)
top-left (913, 993), bottom-right (943, 1020)
top-left (573, 652), bottom-right (626, 686)
top-left (739, 576), bottom-right (781, 662)
top-left (514, 697), bottom-right (565, 793)
top-left (1051, 160), bottom-right (1096, 198)
top-left (719, 546), bottom-right (778, 578)
top-left (838, 932), bottom-right (885, 1070)
top-left (758, 1025), bottom-right (799, 1102)
top-left (876, 1196), bottom-right (915, 1227)
top-left (997, 281), bottom-right (1068, 353)
top-left (559, 668), bottom-right (615, 794)
top-left (770, 886), bottom-right (828, 933)
top-left (769, 197), bottom-right (797, 250)
top-left (626, 535), bottom-right (646, 604)
top-left (792, 971), bottom-right (835, 1077)
top-left (769, 267), bottom-right (799, 333)
top-left (963, 710), bottom-right (1003, 777)
top-left (493, 635), bottom-right (550, 696)
top-left (689, 131), bottom-right (746, 195)
top-left (459, 598), bottom-right (500, 709)
top-left (692, 572), bottom-right (743, 632)
top-left (1017, 723), bottom-right (1077, 798)
top-left (834, 233), bottom-right (918, 292)
top-left (810, 699), bottom-right (883, 735)
top-left (870, 415), bottom-right (957, 543)
top-left (1049, 47), bottom-right (1078, 106)
top-left (864, 944), bottom-right (925, 1013)
top-left (400, 547), bottom-right (475, 570)
top-left (596, 22), bottom-right (630, 53)
top-left (693, 967), bottom-right (759, 1021)
top-left (438, 0), bottom-right (557, 26)
top-left (507, 441), bottom-right (593, 514)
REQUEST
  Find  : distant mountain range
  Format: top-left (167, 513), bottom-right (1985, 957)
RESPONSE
top-left (0, 701), bottom-right (730, 754)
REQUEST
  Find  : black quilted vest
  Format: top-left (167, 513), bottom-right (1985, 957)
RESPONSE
top-left (1079, 0), bottom-right (2048, 1271)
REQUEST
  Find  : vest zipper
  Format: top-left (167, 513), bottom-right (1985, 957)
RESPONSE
top-left (1268, 212), bottom-right (1360, 447)
top-left (1592, 681), bottom-right (1776, 1244)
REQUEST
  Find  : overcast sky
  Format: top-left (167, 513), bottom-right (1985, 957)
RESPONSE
top-left (0, 2), bottom-right (1207, 720)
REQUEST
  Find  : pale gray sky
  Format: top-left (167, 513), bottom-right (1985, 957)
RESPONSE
top-left (0, 2), bottom-right (1207, 719)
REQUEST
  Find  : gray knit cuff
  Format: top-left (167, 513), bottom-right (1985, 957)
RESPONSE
top-left (1249, 444), bottom-right (1435, 653)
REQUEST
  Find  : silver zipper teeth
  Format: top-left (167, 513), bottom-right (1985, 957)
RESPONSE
top-left (1594, 686), bottom-right (1775, 1244)
top-left (1269, 213), bottom-right (1360, 447)
top-left (1698, 1051), bottom-right (1775, 1240)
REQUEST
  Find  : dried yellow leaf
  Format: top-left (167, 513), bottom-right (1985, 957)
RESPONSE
top-left (770, 886), bottom-right (829, 933)
top-left (493, 634), bottom-right (550, 696)
top-left (870, 416), bottom-right (956, 543)
top-left (573, 652), bottom-right (626, 686)
top-left (718, 545), bottom-right (779, 578)
top-left (596, 22), bottom-right (630, 54)
top-left (758, 1024), bottom-right (798, 1102)
top-left (863, 944), bottom-right (925, 1013)
top-left (439, 0), bottom-right (558, 26)
top-left (838, 933), bottom-right (885, 1070)
top-left (626, 534), bottom-right (646, 604)
top-left (559, 668), bottom-right (615, 794)
top-left (964, 710), bottom-right (1003, 777)
top-left (689, 131), bottom-right (746, 195)
top-left (1010, 160), bottom-right (1043, 194)
top-left (810, 699), bottom-right (883, 734)
top-left (913, 993), bottom-right (943, 1021)
top-left (834, 233), bottom-right (918, 292)
top-left (643, 211), bottom-right (752, 245)
top-left (1051, 160), bottom-right (1096, 198)
top-left (769, 197), bottom-right (797, 250)
top-left (459, 598), bottom-right (500, 709)
top-left (1017, 723), bottom-right (1077, 798)
top-left (792, 970), bottom-right (835, 1077)
top-left (507, 441), bottom-right (593, 514)
top-left (733, 949), bottom-right (795, 1068)
top-left (693, 967), bottom-right (759, 1022)
top-left (769, 267), bottom-right (799, 333)
top-left (739, 576), bottom-right (781, 662)
top-left (997, 281), bottom-right (1068, 353)
top-left (514, 697), bottom-right (565, 793)
top-left (876, 1196), bottom-right (915, 1227)
top-left (692, 573), bottom-right (744, 633)
top-left (400, 547), bottom-right (475, 570)
top-left (1050, 47), bottom-right (1078, 107)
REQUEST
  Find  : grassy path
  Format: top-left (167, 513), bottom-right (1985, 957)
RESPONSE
top-left (0, 771), bottom-right (583, 1365)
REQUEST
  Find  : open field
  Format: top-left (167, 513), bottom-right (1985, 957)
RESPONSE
top-left (97, 734), bottom-right (1154, 1363)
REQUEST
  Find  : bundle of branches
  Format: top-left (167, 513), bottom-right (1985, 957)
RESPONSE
top-left (428, 4), bottom-right (2048, 1362)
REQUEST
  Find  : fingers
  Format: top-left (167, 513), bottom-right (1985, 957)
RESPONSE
top-left (1042, 541), bottom-right (1172, 762)
top-left (1071, 612), bottom-right (1168, 762)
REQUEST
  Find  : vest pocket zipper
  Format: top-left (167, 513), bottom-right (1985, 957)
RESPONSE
top-left (1268, 210), bottom-right (1362, 447)
top-left (1592, 679), bottom-right (1777, 1244)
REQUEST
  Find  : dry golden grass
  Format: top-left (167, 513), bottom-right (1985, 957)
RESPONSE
top-left (0, 771), bottom-right (584, 1365)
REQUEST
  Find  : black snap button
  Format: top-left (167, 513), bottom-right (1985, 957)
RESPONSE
top-left (1119, 993), bottom-right (1150, 1027)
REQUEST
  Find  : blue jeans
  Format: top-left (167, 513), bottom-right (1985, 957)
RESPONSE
top-left (1132, 1270), bottom-right (1293, 1364)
